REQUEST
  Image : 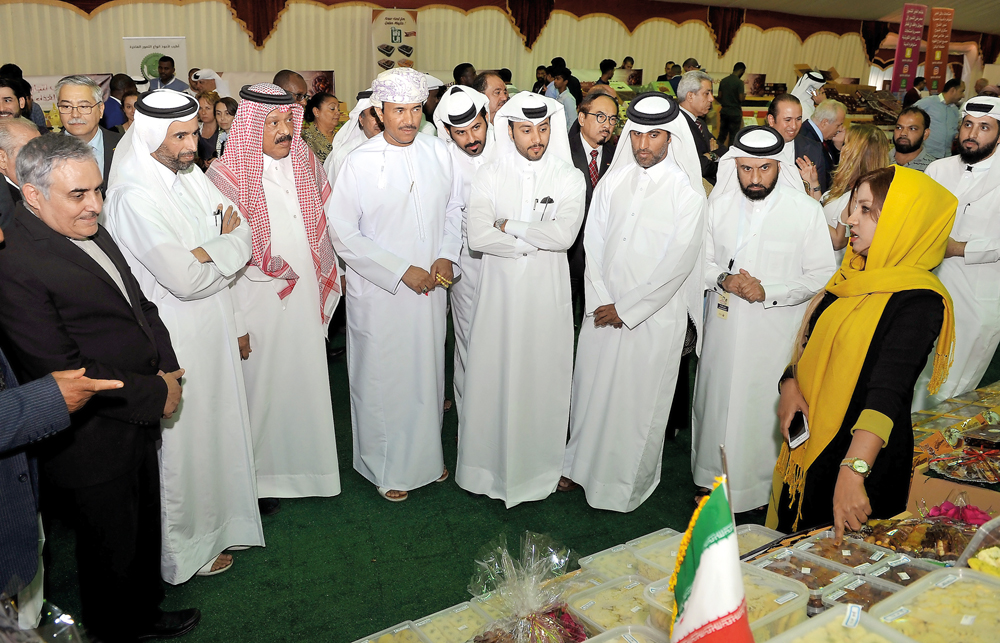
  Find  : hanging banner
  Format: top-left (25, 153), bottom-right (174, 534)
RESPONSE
top-left (371, 10), bottom-right (417, 76)
top-left (923, 8), bottom-right (954, 94)
top-left (890, 3), bottom-right (927, 95)
top-left (122, 37), bottom-right (188, 84)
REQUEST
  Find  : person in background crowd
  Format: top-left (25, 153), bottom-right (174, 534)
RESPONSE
top-left (717, 62), bottom-right (746, 148)
top-left (801, 99), bottom-right (846, 189)
top-left (0, 134), bottom-right (198, 642)
top-left (499, 68), bottom-right (518, 95)
top-left (595, 59), bottom-right (616, 86)
top-left (769, 166), bottom-right (956, 537)
top-left (0, 76), bottom-right (27, 119)
top-left (208, 83), bottom-right (343, 516)
top-left (821, 124), bottom-right (891, 256)
top-left (621, 57), bottom-right (634, 70)
top-left (532, 66), bottom-right (548, 94)
top-left (326, 68), bottom-right (461, 503)
top-left (563, 93), bottom-right (706, 512)
top-left (324, 88), bottom-right (382, 185)
top-left (914, 78), bottom-right (965, 159)
top-left (903, 77), bottom-right (925, 108)
top-left (273, 69), bottom-right (309, 108)
top-left (677, 70), bottom-right (718, 184)
top-left (302, 91), bottom-right (341, 164)
top-left (102, 74), bottom-right (136, 130)
top-left (473, 71), bottom-right (508, 124)
top-left (190, 69), bottom-right (230, 98)
top-left (975, 78), bottom-right (989, 96)
top-left (914, 96), bottom-right (1000, 408)
top-left (454, 62), bottom-right (476, 87)
top-left (56, 75), bottom-right (122, 195)
top-left (420, 76), bottom-right (447, 137)
top-left (187, 67), bottom-right (200, 94)
top-left (890, 106), bottom-right (933, 172)
top-left (826, 123), bottom-right (846, 168)
top-left (195, 90), bottom-right (221, 168)
top-left (657, 60), bottom-right (676, 82)
top-left (552, 68), bottom-right (577, 130)
top-left (460, 92), bottom-right (585, 508)
top-left (551, 57), bottom-right (583, 105)
top-left (0, 117), bottom-right (38, 211)
top-left (767, 94), bottom-right (825, 199)
top-left (149, 56), bottom-right (189, 92)
top-left (0, 65), bottom-right (44, 130)
top-left (791, 70), bottom-right (826, 121)
top-left (104, 89), bottom-right (262, 583)
top-left (543, 66), bottom-right (559, 99)
top-left (117, 89), bottom-right (139, 133)
top-left (668, 64), bottom-right (684, 94)
top-left (693, 126), bottom-right (836, 512)
top-left (213, 96), bottom-right (237, 158)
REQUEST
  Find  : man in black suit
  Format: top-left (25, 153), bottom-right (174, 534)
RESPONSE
top-left (55, 75), bottom-right (121, 195)
top-left (0, 116), bottom-right (40, 212)
top-left (0, 135), bottom-right (198, 642)
top-left (568, 91), bottom-right (618, 318)
top-left (766, 93), bottom-right (827, 196)
top-left (800, 98), bottom-right (846, 192)
top-left (676, 70), bottom-right (718, 185)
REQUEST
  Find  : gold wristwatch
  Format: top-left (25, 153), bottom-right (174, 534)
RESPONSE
top-left (840, 457), bottom-right (871, 478)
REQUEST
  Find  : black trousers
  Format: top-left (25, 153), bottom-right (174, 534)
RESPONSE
top-left (62, 441), bottom-right (164, 642)
top-left (667, 353), bottom-right (692, 433)
top-left (718, 113), bottom-right (743, 149)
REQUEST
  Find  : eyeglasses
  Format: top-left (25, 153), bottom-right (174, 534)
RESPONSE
top-left (290, 93), bottom-right (308, 102)
top-left (57, 103), bottom-right (98, 115)
top-left (584, 112), bottom-right (619, 125)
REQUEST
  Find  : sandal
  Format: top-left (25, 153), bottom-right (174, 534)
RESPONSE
top-left (195, 553), bottom-right (233, 576)
top-left (436, 468), bottom-right (449, 483)
top-left (558, 476), bottom-right (581, 492)
top-left (377, 487), bottom-right (408, 502)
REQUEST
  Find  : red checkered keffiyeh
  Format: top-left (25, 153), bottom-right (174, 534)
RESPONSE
top-left (207, 83), bottom-right (340, 323)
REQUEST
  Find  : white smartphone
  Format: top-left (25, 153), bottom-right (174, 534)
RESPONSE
top-left (788, 411), bottom-right (810, 449)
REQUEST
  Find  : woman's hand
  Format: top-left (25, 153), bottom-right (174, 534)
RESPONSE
top-left (778, 378), bottom-right (809, 443)
top-left (833, 467), bottom-right (872, 540)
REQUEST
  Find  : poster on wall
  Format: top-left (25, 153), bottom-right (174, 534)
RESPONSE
top-left (371, 10), bottom-right (417, 75)
top-left (890, 4), bottom-right (927, 95)
top-left (924, 8), bottom-right (955, 94)
top-left (122, 37), bottom-right (188, 84)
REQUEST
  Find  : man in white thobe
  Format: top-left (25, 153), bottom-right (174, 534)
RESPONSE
top-left (104, 89), bottom-right (262, 582)
top-left (562, 93), bottom-right (707, 513)
top-left (324, 87), bottom-right (382, 187)
top-left (692, 126), bottom-right (836, 513)
top-left (207, 83), bottom-right (342, 516)
top-left (326, 68), bottom-right (463, 502)
top-left (914, 96), bottom-right (1000, 408)
top-left (790, 71), bottom-right (825, 122)
top-left (432, 85), bottom-right (494, 420)
top-left (459, 92), bottom-right (586, 508)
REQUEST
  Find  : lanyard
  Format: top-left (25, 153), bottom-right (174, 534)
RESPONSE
top-left (728, 197), bottom-right (751, 271)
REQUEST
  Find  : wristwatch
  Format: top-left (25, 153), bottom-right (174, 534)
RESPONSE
top-left (717, 272), bottom-right (730, 291)
top-left (840, 457), bottom-right (871, 478)
top-left (494, 218), bottom-right (508, 231)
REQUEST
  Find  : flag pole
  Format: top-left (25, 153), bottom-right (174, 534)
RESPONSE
top-left (720, 444), bottom-right (736, 526)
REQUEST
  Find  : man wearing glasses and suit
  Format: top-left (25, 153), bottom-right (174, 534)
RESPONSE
top-left (55, 75), bottom-right (122, 197)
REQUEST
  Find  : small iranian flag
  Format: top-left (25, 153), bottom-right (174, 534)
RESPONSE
top-left (668, 478), bottom-right (754, 643)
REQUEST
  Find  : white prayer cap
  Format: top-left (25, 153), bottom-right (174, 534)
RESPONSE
top-left (370, 68), bottom-right (428, 108)
top-left (791, 70), bottom-right (826, 119)
top-left (492, 91), bottom-right (572, 165)
top-left (434, 85), bottom-right (488, 140)
top-left (710, 125), bottom-right (790, 203)
top-left (130, 75), bottom-right (149, 88)
top-left (191, 69), bottom-right (220, 81)
top-left (424, 74), bottom-right (446, 90)
top-left (963, 96), bottom-right (1000, 121)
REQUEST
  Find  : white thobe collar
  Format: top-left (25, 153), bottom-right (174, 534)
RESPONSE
top-left (153, 158), bottom-right (182, 191)
top-left (963, 150), bottom-right (995, 173)
top-left (513, 151), bottom-right (548, 174)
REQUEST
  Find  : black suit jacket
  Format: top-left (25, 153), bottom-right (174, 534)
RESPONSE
top-left (64, 127), bottom-right (121, 196)
top-left (567, 119), bottom-right (616, 276)
top-left (0, 179), bottom-right (15, 229)
top-left (0, 204), bottom-right (178, 489)
top-left (682, 110), bottom-right (718, 185)
top-left (799, 121), bottom-right (833, 192)
top-left (792, 132), bottom-right (829, 194)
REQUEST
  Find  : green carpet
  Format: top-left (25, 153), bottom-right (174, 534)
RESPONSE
top-left (38, 324), bottom-right (1000, 642)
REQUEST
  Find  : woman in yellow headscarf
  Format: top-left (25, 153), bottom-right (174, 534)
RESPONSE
top-left (766, 165), bottom-right (956, 537)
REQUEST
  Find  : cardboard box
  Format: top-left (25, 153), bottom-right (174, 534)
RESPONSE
top-left (906, 463), bottom-right (1000, 515)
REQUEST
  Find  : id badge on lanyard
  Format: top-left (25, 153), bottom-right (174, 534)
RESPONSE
top-left (718, 200), bottom-right (751, 320)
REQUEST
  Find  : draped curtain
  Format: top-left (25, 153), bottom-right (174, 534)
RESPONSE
top-left (507, 0), bottom-right (555, 49)
top-left (860, 20), bottom-right (892, 66)
top-left (981, 33), bottom-right (1000, 65)
top-left (708, 7), bottom-right (745, 57)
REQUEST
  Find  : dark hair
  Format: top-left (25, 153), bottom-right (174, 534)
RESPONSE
top-left (188, 67), bottom-right (200, 77)
top-left (766, 93), bottom-right (801, 120)
top-left (622, 56), bottom-right (634, 66)
top-left (851, 166), bottom-right (896, 223)
top-left (897, 105), bottom-right (931, 130)
top-left (360, 106), bottom-right (384, 132)
top-left (551, 57), bottom-right (566, 68)
top-left (0, 63), bottom-right (23, 79)
top-left (498, 68), bottom-right (512, 84)
top-left (536, 65), bottom-right (546, 72)
top-left (671, 64), bottom-right (682, 74)
top-left (121, 89), bottom-right (139, 103)
top-left (159, 56), bottom-right (175, 66)
top-left (600, 59), bottom-right (617, 74)
top-left (578, 91), bottom-right (619, 114)
top-left (552, 67), bottom-right (571, 81)
top-left (914, 76), bottom-right (925, 85)
top-left (215, 96), bottom-right (239, 117)
top-left (665, 60), bottom-right (675, 69)
top-left (0, 76), bottom-right (26, 102)
top-left (273, 69), bottom-right (304, 89)
top-left (110, 73), bottom-right (135, 93)
top-left (682, 58), bottom-right (699, 69)
top-left (453, 63), bottom-right (475, 84)
top-left (304, 92), bottom-right (337, 123)
top-left (545, 65), bottom-right (557, 77)
top-left (943, 78), bottom-right (963, 93)
top-left (472, 71), bottom-right (502, 93)
top-left (733, 62), bottom-right (747, 73)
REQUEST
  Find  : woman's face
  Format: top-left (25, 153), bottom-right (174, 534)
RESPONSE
top-left (215, 104), bottom-right (234, 131)
top-left (846, 182), bottom-right (879, 257)
top-left (199, 98), bottom-right (215, 124)
top-left (832, 125), bottom-right (847, 150)
top-left (123, 95), bottom-right (137, 123)
top-left (313, 97), bottom-right (342, 132)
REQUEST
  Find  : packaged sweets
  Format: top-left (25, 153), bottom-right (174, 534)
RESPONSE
top-left (567, 576), bottom-right (649, 635)
top-left (865, 555), bottom-right (940, 586)
top-left (820, 576), bottom-right (898, 611)
top-left (579, 544), bottom-right (642, 581)
top-left (795, 531), bottom-right (895, 571)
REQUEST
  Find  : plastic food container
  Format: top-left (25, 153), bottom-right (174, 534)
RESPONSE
top-left (755, 548), bottom-right (854, 614)
top-left (737, 524), bottom-right (785, 557)
top-left (633, 534), bottom-right (685, 581)
top-left (582, 625), bottom-right (667, 643)
top-left (794, 531), bottom-right (897, 572)
top-left (765, 604), bottom-right (914, 642)
top-left (957, 515), bottom-right (1000, 575)
top-left (911, 411), bottom-right (937, 426)
top-left (413, 603), bottom-right (491, 643)
top-left (352, 622), bottom-right (433, 643)
top-left (626, 527), bottom-right (680, 551)
top-left (870, 568), bottom-right (1000, 643)
top-left (567, 575), bottom-right (650, 635)
top-left (820, 574), bottom-right (899, 611)
top-left (580, 544), bottom-right (642, 580)
top-left (865, 554), bottom-right (942, 587)
top-left (925, 400), bottom-right (969, 415)
top-left (642, 577), bottom-right (675, 634)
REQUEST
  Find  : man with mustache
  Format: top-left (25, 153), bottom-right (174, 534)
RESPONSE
top-left (913, 96), bottom-right (1000, 407)
top-left (692, 126), bottom-right (835, 512)
top-left (0, 77), bottom-right (27, 120)
top-left (326, 68), bottom-right (463, 503)
top-left (562, 93), bottom-right (707, 512)
top-left (56, 75), bottom-right (122, 197)
top-left (104, 89), bottom-right (261, 583)
top-left (208, 83), bottom-right (342, 516)
top-left (324, 87), bottom-right (383, 186)
top-left (432, 85), bottom-right (493, 425)
top-left (889, 106), bottom-right (934, 172)
top-left (458, 92), bottom-right (585, 508)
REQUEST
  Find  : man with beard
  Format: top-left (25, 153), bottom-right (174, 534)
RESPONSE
top-left (914, 78), bottom-right (965, 159)
top-left (458, 92), bottom-right (585, 508)
top-left (889, 106), bottom-right (934, 172)
top-left (104, 89), bottom-right (262, 582)
top-left (0, 77), bottom-right (26, 119)
top-left (326, 68), bottom-right (463, 502)
top-left (562, 93), bottom-right (706, 512)
top-left (532, 66), bottom-right (548, 94)
top-left (568, 91), bottom-right (618, 318)
top-left (473, 71), bottom-right (508, 124)
top-left (913, 97), bottom-right (1000, 408)
top-left (692, 126), bottom-right (835, 512)
top-left (432, 85), bottom-right (493, 422)
top-left (324, 87), bottom-right (383, 185)
top-left (766, 93), bottom-right (826, 197)
top-left (208, 84), bottom-right (342, 516)
top-left (55, 75), bottom-right (122, 195)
